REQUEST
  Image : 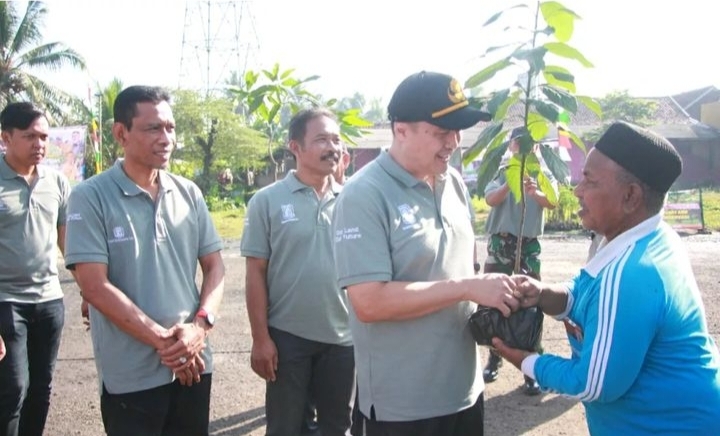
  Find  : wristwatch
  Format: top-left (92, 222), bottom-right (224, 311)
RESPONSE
top-left (195, 307), bottom-right (215, 328)
top-left (474, 262), bottom-right (482, 273)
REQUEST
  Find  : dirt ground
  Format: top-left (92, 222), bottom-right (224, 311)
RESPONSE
top-left (44, 233), bottom-right (720, 436)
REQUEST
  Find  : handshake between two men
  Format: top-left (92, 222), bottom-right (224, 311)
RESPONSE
top-left (469, 274), bottom-right (555, 372)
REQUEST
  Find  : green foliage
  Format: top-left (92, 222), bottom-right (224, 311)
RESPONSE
top-left (0, 1), bottom-right (86, 124)
top-left (228, 63), bottom-right (372, 182)
top-left (465, 0), bottom-right (598, 272)
top-left (210, 209), bottom-right (246, 241)
top-left (464, 0), bottom-right (598, 196)
top-left (229, 63), bottom-right (372, 147)
top-left (583, 90), bottom-right (658, 142)
top-left (699, 189), bottom-right (720, 232)
top-left (172, 89), bottom-right (267, 194)
top-left (545, 184), bottom-right (582, 230)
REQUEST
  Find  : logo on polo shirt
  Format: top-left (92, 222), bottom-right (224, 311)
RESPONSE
top-left (398, 204), bottom-right (421, 230)
top-left (67, 213), bottom-right (82, 221)
top-left (108, 225), bottom-right (134, 244)
top-left (280, 204), bottom-right (298, 224)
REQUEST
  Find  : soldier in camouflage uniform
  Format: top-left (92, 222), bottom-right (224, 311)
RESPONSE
top-left (482, 127), bottom-right (557, 395)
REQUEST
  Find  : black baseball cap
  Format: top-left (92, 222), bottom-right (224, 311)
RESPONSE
top-left (387, 71), bottom-right (491, 130)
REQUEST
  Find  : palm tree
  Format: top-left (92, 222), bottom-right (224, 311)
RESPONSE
top-left (0, 1), bottom-right (86, 123)
top-left (96, 78), bottom-right (124, 168)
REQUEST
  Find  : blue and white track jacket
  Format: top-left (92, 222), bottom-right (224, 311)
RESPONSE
top-left (527, 214), bottom-right (720, 435)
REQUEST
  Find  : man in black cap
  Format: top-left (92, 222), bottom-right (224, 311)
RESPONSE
top-left (332, 71), bottom-right (521, 436)
top-left (492, 121), bottom-right (720, 434)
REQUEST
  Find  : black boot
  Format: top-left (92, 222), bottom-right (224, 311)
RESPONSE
top-left (483, 350), bottom-right (503, 383)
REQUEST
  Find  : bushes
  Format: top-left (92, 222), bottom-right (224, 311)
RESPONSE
top-left (546, 185), bottom-right (582, 231)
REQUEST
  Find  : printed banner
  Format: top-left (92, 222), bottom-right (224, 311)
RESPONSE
top-left (664, 189), bottom-right (704, 231)
top-left (0, 126), bottom-right (86, 184)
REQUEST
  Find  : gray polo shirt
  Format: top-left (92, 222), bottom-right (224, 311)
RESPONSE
top-left (484, 169), bottom-right (557, 238)
top-left (0, 156), bottom-right (70, 303)
top-left (64, 160), bottom-right (223, 394)
top-left (333, 151), bottom-right (481, 421)
top-left (241, 171), bottom-right (351, 345)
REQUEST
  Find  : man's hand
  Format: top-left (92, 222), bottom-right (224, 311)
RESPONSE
top-left (465, 273), bottom-right (520, 317)
top-left (175, 354), bottom-right (205, 387)
top-left (250, 336), bottom-right (278, 382)
top-left (0, 335), bottom-right (5, 362)
top-left (492, 337), bottom-right (532, 370)
top-left (523, 176), bottom-right (539, 197)
top-left (512, 274), bottom-right (544, 308)
top-left (158, 323), bottom-right (207, 370)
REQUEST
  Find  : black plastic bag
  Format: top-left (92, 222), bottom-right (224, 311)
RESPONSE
top-left (468, 306), bottom-right (544, 351)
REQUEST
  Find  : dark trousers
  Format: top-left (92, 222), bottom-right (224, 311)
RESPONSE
top-left (358, 393), bottom-right (484, 436)
top-left (266, 327), bottom-right (355, 436)
top-left (100, 374), bottom-right (212, 436)
top-left (0, 299), bottom-right (65, 436)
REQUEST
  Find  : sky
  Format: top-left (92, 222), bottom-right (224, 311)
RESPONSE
top-left (35, 0), bottom-right (719, 108)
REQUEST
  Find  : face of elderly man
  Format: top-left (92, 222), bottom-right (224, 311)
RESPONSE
top-left (574, 148), bottom-right (636, 241)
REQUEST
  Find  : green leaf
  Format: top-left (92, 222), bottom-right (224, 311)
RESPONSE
top-left (505, 155), bottom-right (524, 203)
top-left (267, 104), bottom-right (281, 125)
top-left (536, 169), bottom-right (559, 205)
top-left (531, 99), bottom-right (559, 123)
top-left (487, 89), bottom-right (510, 118)
top-left (482, 4), bottom-right (528, 27)
top-left (493, 89), bottom-right (522, 121)
top-left (341, 112), bottom-right (374, 128)
top-left (475, 139), bottom-right (509, 194)
top-left (540, 1), bottom-right (581, 42)
top-left (527, 112), bottom-right (550, 143)
top-left (325, 98), bottom-right (338, 107)
top-left (543, 65), bottom-right (576, 93)
top-left (577, 95), bottom-right (602, 118)
top-left (462, 122), bottom-right (504, 165)
top-left (244, 70), bottom-right (258, 89)
top-left (541, 85), bottom-right (578, 114)
top-left (299, 75), bottom-right (321, 84)
top-left (513, 46), bottom-right (548, 73)
top-left (566, 128), bottom-right (586, 153)
top-left (484, 42), bottom-right (521, 56)
top-left (281, 77), bottom-right (300, 87)
top-left (524, 152), bottom-right (542, 176)
top-left (539, 143), bottom-right (570, 183)
top-left (465, 58), bottom-right (512, 88)
top-left (544, 42), bottom-right (594, 67)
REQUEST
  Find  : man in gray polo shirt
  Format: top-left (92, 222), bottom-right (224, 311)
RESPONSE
top-left (64, 86), bottom-right (225, 436)
top-left (0, 102), bottom-right (71, 436)
top-left (242, 108), bottom-right (354, 436)
top-left (333, 71), bottom-right (520, 436)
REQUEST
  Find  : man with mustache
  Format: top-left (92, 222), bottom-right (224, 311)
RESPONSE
top-left (242, 108), bottom-right (355, 436)
top-left (0, 102), bottom-right (72, 436)
top-left (495, 121), bottom-right (720, 434)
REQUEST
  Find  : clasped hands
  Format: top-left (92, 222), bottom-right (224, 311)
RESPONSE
top-left (156, 322), bottom-right (208, 387)
top-left (470, 273), bottom-right (543, 370)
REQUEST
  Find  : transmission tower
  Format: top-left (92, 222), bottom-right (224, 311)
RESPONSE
top-left (178, 0), bottom-right (261, 95)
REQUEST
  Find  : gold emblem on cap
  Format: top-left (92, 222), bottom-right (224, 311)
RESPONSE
top-left (447, 79), bottom-right (466, 104)
top-left (432, 78), bottom-right (469, 119)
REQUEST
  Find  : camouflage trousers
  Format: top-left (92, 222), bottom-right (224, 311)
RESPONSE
top-left (483, 233), bottom-right (542, 279)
